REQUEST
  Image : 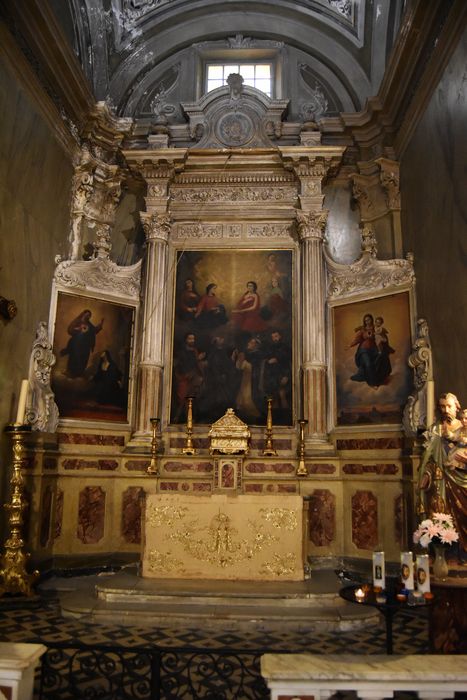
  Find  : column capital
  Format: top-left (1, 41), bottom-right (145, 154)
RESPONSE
top-left (296, 209), bottom-right (328, 241)
top-left (140, 212), bottom-right (171, 242)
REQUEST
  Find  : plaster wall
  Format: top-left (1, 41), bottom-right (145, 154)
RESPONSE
top-left (400, 26), bottom-right (467, 407)
top-left (0, 52), bottom-right (73, 515)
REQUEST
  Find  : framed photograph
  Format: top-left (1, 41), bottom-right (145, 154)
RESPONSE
top-left (170, 249), bottom-right (294, 426)
top-left (333, 292), bottom-right (413, 426)
top-left (51, 291), bottom-right (135, 422)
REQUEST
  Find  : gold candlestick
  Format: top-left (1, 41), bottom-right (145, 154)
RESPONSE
top-left (263, 397), bottom-right (277, 456)
top-left (147, 417), bottom-right (160, 475)
top-left (182, 396), bottom-right (196, 455)
top-left (296, 419), bottom-right (308, 476)
top-left (0, 425), bottom-right (39, 596)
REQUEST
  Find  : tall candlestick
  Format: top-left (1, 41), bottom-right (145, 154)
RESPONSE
top-left (296, 419), bottom-right (308, 476)
top-left (263, 397), bottom-right (277, 456)
top-left (182, 397), bottom-right (196, 455)
top-left (147, 417), bottom-right (160, 475)
top-left (15, 380), bottom-right (29, 425)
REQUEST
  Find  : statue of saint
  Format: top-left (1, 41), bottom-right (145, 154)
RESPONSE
top-left (417, 392), bottom-right (467, 553)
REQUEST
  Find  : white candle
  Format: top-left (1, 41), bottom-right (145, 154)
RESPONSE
top-left (355, 588), bottom-right (365, 601)
top-left (15, 379), bottom-right (29, 425)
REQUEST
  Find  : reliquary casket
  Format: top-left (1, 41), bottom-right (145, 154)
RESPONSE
top-left (209, 408), bottom-right (250, 455)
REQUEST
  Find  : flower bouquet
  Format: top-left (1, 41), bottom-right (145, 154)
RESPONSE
top-left (413, 512), bottom-right (459, 548)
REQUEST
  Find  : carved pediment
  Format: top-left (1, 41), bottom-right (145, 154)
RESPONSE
top-left (54, 257), bottom-right (142, 300)
top-left (182, 75), bottom-right (289, 149)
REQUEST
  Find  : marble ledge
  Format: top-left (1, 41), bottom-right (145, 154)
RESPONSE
top-left (0, 642), bottom-right (47, 670)
top-left (260, 654), bottom-right (467, 681)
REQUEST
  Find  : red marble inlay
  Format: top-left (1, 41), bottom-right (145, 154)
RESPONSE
top-left (246, 462), bottom-right (295, 474)
top-left (59, 433), bottom-right (125, 446)
top-left (244, 483), bottom-right (263, 492)
top-left (308, 489), bottom-right (335, 546)
top-left (44, 457), bottom-right (58, 470)
top-left (160, 482), bottom-right (179, 491)
top-left (266, 484), bottom-right (275, 492)
top-left (193, 482), bottom-right (212, 492)
top-left (169, 438), bottom-right (210, 448)
top-left (39, 486), bottom-right (53, 548)
top-left (343, 463), bottom-right (398, 475)
top-left (121, 487), bottom-right (144, 544)
top-left (63, 459), bottom-right (118, 471)
top-left (125, 460), bottom-right (151, 471)
top-left (23, 455), bottom-right (36, 469)
top-left (54, 489), bottom-right (64, 540)
top-left (278, 484), bottom-right (297, 493)
top-left (0, 686), bottom-right (12, 699)
top-left (77, 486), bottom-right (106, 544)
top-left (352, 490), bottom-right (378, 550)
top-left (394, 493), bottom-right (404, 546)
top-left (250, 439), bottom-right (292, 450)
top-left (164, 461), bottom-right (214, 473)
top-left (337, 438), bottom-right (403, 450)
top-left (306, 463), bottom-right (336, 474)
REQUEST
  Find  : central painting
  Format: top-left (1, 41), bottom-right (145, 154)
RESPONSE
top-left (170, 249), bottom-right (293, 427)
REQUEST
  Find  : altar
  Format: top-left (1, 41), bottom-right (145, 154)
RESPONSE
top-left (142, 493), bottom-right (305, 581)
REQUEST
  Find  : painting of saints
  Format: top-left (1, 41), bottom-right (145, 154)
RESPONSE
top-left (170, 250), bottom-right (293, 426)
top-left (52, 292), bottom-right (133, 422)
top-left (333, 293), bottom-right (412, 425)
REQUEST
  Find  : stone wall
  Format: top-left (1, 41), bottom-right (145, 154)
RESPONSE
top-left (0, 51), bottom-right (73, 520)
top-left (400, 26), bottom-right (467, 407)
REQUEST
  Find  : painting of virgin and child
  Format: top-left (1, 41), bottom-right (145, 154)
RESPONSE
top-left (51, 292), bottom-right (134, 422)
top-left (170, 250), bottom-right (293, 426)
top-left (333, 292), bottom-right (413, 425)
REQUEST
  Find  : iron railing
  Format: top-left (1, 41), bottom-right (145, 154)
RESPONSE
top-left (36, 641), bottom-right (275, 699)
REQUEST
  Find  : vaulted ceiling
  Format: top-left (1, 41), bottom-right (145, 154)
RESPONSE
top-left (48, 0), bottom-right (405, 119)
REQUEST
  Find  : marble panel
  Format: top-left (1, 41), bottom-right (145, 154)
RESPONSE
top-left (125, 460), bottom-right (151, 471)
top-left (62, 458), bottom-right (119, 471)
top-left (59, 433), bottom-right (125, 446)
top-left (337, 437), bottom-right (403, 450)
top-left (77, 486), bottom-right (106, 544)
top-left (351, 490), bottom-right (378, 550)
top-left (308, 489), bottom-right (335, 547)
top-left (343, 463), bottom-right (398, 475)
top-left (121, 487), bottom-right (144, 544)
top-left (39, 486), bottom-right (52, 548)
top-left (53, 489), bottom-right (64, 541)
top-left (246, 462), bottom-right (295, 474)
top-left (306, 464), bottom-right (336, 474)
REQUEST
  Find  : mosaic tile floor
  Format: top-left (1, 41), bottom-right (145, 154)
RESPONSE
top-left (0, 582), bottom-right (431, 654)
top-left (0, 575), bottom-right (437, 700)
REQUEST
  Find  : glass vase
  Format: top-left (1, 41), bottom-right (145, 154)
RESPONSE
top-left (432, 544), bottom-right (449, 581)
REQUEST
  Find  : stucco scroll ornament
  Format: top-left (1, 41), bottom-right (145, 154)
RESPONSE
top-left (326, 228), bottom-right (415, 299)
top-left (402, 318), bottom-right (432, 436)
top-left (54, 257), bottom-right (142, 300)
top-left (25, 321), bottom-right (59, 432)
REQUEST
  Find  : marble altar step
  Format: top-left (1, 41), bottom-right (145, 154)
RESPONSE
top-left (58, 569), bottom-right (380, 633)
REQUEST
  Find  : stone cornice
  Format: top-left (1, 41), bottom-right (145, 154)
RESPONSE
top-left (320, 0), bottom-right (467, 159)
top-left (0, 21), bottom-right (76, 157)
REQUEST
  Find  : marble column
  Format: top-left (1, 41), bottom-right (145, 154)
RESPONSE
top-left (296, 209), bottom-right (330, 446)
top-left (133, 212), bottom-right (171, 437)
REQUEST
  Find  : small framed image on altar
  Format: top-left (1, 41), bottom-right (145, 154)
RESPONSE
top-left (332, 291), bottom-right (413, 426)
top-left (214, 458), bottom-right (242, 491)
top-left (169, 248), bottom-right (294, 427)
top-left (50, 291), bottom-right (135, 423)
